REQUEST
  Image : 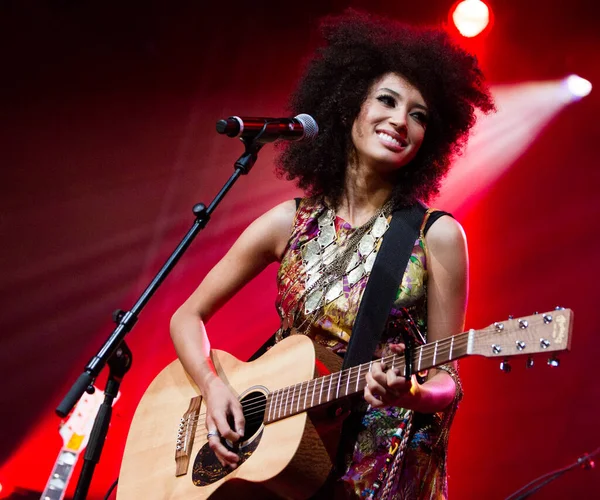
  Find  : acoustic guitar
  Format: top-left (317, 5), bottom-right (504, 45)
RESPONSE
top-left (118, 308), bottom-right (573, 499)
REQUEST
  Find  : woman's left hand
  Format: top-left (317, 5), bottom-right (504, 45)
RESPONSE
top-left (364, 343), bottom-right (422, 409)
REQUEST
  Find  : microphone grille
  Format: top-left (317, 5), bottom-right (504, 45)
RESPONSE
top-left (294, 114), bottom-right (319, 141)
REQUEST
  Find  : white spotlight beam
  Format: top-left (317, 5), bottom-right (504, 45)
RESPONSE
top-left (437, 80), bottom-right (579, 211)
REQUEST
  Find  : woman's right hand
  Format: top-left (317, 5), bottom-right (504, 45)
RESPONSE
top-left (202, 375), bottom-right (246, 469)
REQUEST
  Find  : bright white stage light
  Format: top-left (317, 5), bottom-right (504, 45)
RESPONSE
top-left (437, 80), bottom-right (578, 211)
top-left (565, 75), bottom-right (592, 98)
top-left (452, 0), bottom-right (490, 37)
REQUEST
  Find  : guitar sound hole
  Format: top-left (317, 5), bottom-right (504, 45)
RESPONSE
top-left (239, 390), bottom-right (266, 441)
top-left (192, 389), bottom-right (266, 487)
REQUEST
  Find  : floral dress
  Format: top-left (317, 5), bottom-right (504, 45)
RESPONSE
top-left (274, 197), bottom-right (461, 500)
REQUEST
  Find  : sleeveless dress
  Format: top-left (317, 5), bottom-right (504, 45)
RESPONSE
top-left (274, 197), bottom-right (461, 500)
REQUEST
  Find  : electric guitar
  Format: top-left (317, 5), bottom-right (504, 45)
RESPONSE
top-left (117, 308), bottom-right (573, 500)
top-left (41, 388), bottom-right (119, 500)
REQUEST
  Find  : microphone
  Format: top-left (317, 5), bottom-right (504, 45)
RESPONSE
top-left (215, 114), bottom-right (318, 143)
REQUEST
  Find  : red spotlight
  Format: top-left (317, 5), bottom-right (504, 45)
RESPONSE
top-left (451, 0), bottom-right (492, 38)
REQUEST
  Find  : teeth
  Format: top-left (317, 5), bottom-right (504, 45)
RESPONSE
top-left (377, 132), bottom-right (402, 147)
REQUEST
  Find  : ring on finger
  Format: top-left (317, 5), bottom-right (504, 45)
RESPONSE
top-left (207, 429), bottom-right (220, 439)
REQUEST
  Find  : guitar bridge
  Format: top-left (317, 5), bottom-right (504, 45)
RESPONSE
top-left (175, 395), bottom-right (202, 476)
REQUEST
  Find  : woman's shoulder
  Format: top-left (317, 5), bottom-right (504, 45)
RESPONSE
top-left (249, 199), bottom-right (299, 261)
top-left (423, 212), bottom-right (467, 264)
top-left (424, 212), bottom-right (464, 243)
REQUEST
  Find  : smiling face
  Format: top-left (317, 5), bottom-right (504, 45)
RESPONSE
top-left (350, 73), bottom-right (428, 173)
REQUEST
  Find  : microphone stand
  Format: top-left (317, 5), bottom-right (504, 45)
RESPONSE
top-left (56, 130), bottom-right (268, 500)
top-left (505, 446), bottom-right (599, 500)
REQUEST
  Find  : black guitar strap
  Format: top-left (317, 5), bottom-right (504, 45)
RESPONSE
top-left (341, 203), bottom-right (426, 369)
top-left (249, 199), bottom-right (451, 365)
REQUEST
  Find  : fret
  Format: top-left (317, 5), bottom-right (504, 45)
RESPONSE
top-left (284, 386), bottom-right (291, 417)
top-left (267, 393), bottom-right (273, 421)
top-left (295, 383), bottom-right (301, 412)
top-left (319, 376), bottom-right (325, 406)
top-left (304, 380), bottom-right (309, 410)
top-left (264, 330), bottom-right (481, 423)
top-left (289, 384), bottom-right (295, 417)
top-left (335, 371), bottom-right (342, 399)
top-left (296, 381), bottom-right (303, 412)
top-left (277, 389), bottom-right (283, 419)
top-left (296, 383), bottom-right (301, 412)
top-left (344, 368), bottom-right (350, 397)
top-left (270, 391), bottom-right (276, 421)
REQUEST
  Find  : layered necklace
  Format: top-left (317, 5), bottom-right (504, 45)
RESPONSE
top-left (301, 199), bottom-right (394, 315)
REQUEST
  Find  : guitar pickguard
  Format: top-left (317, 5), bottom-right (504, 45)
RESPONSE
top-left (192, 429), bottom-right (263, 486)
top-left (192, 387), bottom-right (268, 486)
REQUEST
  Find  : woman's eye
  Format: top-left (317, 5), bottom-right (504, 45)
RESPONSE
top-left (377, 95), bottom-right (396, 107)
top-left (412, 112), bottom-right (428, 124)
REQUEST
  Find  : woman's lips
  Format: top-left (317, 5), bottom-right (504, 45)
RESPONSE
top-left (376, 130), bottom-right (407, 151)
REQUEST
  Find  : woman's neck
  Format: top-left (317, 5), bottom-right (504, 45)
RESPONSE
top-left (335, 161), bottom-right (395, 227)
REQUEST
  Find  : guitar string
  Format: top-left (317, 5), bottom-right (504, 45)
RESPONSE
top-left (185, 324), bottom-right (550, 437)
top-left (188, 326), bottom-right (489, 418)
top-left (189, 325), bottom-right (537, 428)
top-left (188, 316), bottom-right (554, 426)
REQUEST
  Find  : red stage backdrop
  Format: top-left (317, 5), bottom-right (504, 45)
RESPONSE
top-left (0, 1), bottom-right (599, 499)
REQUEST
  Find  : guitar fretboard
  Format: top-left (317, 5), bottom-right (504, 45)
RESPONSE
top-left (264, 331), bottom-right (470, 423)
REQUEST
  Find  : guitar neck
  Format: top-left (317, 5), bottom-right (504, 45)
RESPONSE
top-left (264, 331), bottom-right (470, 423)
top-left (41, 447), bottom-right (79, 500)
top-left (264, 308), bottom-right (573, 424)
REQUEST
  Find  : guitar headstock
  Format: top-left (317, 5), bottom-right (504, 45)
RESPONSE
top-left (468, 308), bottom-right (573, 369)
top-left (59, 388), bottom-right (120, 452)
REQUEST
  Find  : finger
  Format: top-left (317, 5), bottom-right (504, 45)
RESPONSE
top-left (386, 365), bottom-right (408, 388)
top-left (212, 410), bottom-right (239, 443)
top-left (210, 414), bottom-right (241, 465)
top-left (205, 415), bottom-right (227, 467)
top-left (207, 429), bottom-right (240, 467)
top-left (364, 384), bottom-right (384, 408)
top-left (366, 373), bottom-right (388, 400)
top-left (380, 357), bottom-right (388, 372)
top-left (369, 365), bottom-right (387, 385)
top-left (387, 366), bottom-right (399, 388)
top-left (207, 434), bottom-right (240, 468)
top-left (231, 401), bottom-right (246, 439)
top-left (371, 361), bottom-right (384, 376)
top-left (388, 373), bottom-right (416, 398)
top-left (390, 343), bottom-right (406, 353)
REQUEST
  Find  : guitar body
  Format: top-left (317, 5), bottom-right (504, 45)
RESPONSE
top-left (118, 308), bottom-right (573, 499)
top-left (118, 335), bottom-right (344, 499)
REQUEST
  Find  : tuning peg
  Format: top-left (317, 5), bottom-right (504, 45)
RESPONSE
top-left (500, 359), bottom-right (511, 373)
top-left (555, 306), bottom-right (565, 310)
top-left (508, 315), bottom-right (514, 320)
top-left (526, 356), bottom-right (534, 369)
top-left (86, 385), bottom-right (96, 394)
top-left (548, 356), bottom-right (560, 367)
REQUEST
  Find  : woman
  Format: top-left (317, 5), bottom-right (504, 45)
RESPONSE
top-left (170, 10), bottom-right (494, 499)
